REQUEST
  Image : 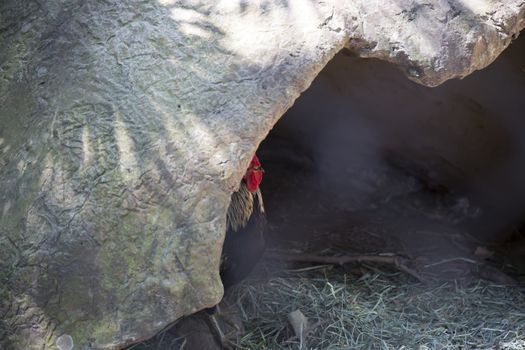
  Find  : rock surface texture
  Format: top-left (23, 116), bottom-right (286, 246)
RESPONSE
top-left (0, 0), bottom-right (524, 348)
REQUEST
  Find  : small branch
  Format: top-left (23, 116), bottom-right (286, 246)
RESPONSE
top-left (423, 257), bottom-right (478, 268)
top-left (265, 252), bottom-right (423, 282)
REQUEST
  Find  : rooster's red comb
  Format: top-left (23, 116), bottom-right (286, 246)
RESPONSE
top-left (244, 154), bottom-right (263, 192)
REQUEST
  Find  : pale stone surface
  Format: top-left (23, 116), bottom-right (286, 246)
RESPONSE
top-left (0, 0), bottom-right (523, 348)
top-left (345, 0), bottom-right (525, 86)
top-left (55, 335), bottom-right (74, 350)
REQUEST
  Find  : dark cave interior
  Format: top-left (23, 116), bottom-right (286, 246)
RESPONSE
top-left (258, 33), bottom-right (525, 280)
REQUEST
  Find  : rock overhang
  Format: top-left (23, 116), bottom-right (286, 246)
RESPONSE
top-left (0, 1), bottom-right (524, 348)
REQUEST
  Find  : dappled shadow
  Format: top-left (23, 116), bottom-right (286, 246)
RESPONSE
top-left (0, 0), bottom-right (335, 348)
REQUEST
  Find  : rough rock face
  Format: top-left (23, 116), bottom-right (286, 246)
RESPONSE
top-left (0, 0), bottom-right (523, 348)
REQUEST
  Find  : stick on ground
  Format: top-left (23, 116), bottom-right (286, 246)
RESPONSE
top-left (265, 251), bottom-right (424, 282)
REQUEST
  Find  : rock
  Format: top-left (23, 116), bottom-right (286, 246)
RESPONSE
top-left (346, 0), bottom-right (525, 86)
top-left (288, 309), bottom-right (308, 341)
top-left (55, 335), bottom-right (74, 350)
top-left (0, 0), bottom-right (523, 348)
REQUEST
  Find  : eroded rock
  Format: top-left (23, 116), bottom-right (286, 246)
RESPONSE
top-left (0, 0), bottom-right (523, 348)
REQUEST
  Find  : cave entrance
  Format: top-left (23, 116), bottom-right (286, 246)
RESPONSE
top-left (136, 34), bottom-right (525, 350)
top-left (258, 33), bottom-right (525, 282)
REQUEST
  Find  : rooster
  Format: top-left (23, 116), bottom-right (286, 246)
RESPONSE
top-left (221, 154), bottom-right (266, 288)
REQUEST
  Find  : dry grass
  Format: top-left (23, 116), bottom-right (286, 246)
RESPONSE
top-left (232, 264), bottom-right (525, 350)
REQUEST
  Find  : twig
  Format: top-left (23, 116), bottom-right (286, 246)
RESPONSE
top-left (265, 252), bottom-right (423, 282)
top-left (423, 257), bottom-right (478, 268)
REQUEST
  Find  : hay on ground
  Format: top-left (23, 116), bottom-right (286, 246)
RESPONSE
top-left (233, 264), bottom-right (525, 350)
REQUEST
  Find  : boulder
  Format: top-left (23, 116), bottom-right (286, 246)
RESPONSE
top-left (0, 0), bottom-right (523, 348)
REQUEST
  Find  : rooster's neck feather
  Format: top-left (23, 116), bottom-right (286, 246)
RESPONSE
top-left (226, 183), bottom-right (264, 232)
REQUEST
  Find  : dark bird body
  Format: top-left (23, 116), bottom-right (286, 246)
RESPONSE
top-left (221, 183), bottom-right (266, 288)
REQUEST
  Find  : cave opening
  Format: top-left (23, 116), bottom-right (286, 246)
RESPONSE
top-left (258, 33), bottom-right (525, 282)
top-left (134, 33), bottom-right (525, 350)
